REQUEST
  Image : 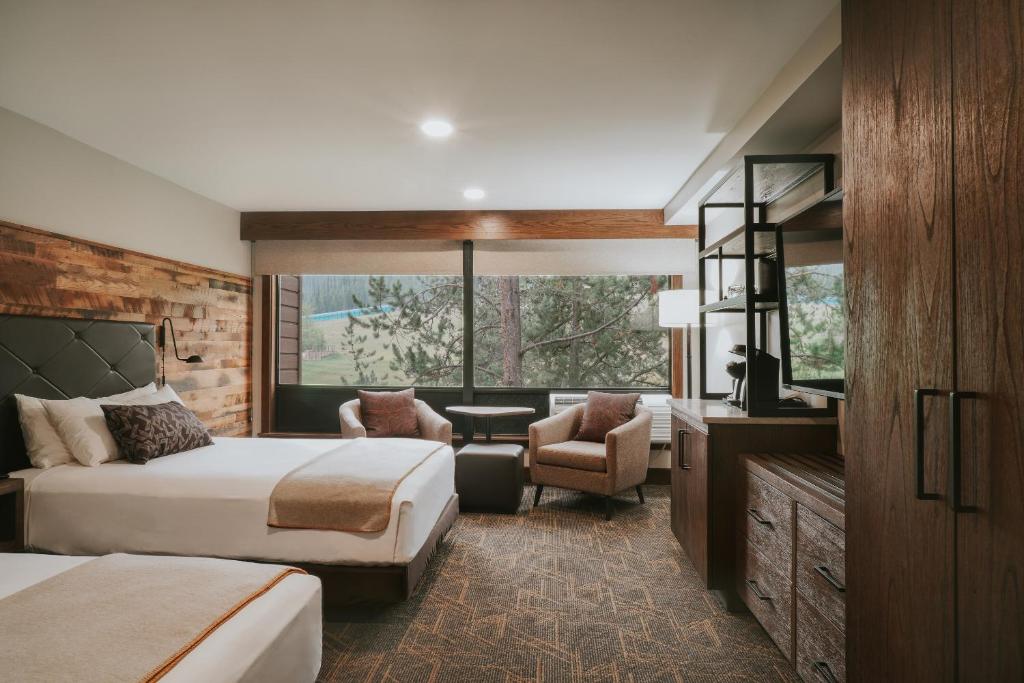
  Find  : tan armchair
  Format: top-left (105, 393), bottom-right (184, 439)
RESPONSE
top-left (339, 398), bottom-right (453, 445)
top-left (528, 403), bottom-right (652, 520)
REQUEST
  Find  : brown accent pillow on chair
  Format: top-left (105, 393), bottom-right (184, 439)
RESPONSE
top-left (574, 391), bottom-right (640, 443)
top-left (101, 401), bottom-right (213, 464)
top-left (357, 388), bottom-right (420, 438)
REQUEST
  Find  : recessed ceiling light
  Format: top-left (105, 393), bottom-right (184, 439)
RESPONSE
top-left (463, 188), bottom-right (485, 200)
top-left (420, 119), bottom-right (454, 138)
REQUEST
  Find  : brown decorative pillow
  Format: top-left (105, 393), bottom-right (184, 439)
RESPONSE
top-left (575, 391), bottom-right (640, 443)
top-left (101, 401), bottom-right (213, 464)
top-left (357, 388), bottom-right (420, 438)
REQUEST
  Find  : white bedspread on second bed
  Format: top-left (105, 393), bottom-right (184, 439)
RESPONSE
top-left (13, 436), bottom-right (455, 565)
top-left (0, 553), bottom-right (323, 683)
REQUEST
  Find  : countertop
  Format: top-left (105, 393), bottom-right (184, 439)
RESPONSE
top-left (669, 398), bottom-right (838, 425)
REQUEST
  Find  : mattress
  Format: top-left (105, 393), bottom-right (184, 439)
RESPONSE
top-left (12, 436), bottom-right (455, 565)
top-left (0, 553), bottom-right (323, 683)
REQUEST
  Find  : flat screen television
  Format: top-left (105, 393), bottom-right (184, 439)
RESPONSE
top-left (777, 191), bottom-right (845, 398)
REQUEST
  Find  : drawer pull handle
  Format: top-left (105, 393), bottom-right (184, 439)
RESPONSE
top-left (814, 564), bottom-right (846, 592)
top-left (812, 660), bottom-right (838, 683)
top-left (677, 428), bottom-right (691, 470)
top-left (745, 579), bottom-right (772, 601)
top-left (746, 508), bottom-right (773, 527)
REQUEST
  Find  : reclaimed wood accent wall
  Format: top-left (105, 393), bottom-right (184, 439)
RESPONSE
top-left (0, 220), bottom-right (252, 436)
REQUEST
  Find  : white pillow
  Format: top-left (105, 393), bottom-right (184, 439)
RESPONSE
top-left (44, 383), bottom-right (172, 468)
top-left (16, 383), bottom-right (157, 469)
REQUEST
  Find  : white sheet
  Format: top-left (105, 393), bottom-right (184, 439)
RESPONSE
top-left (12, 436), bottom-right (455, 565)
top-left (0, 553), bottom-right (323, 683)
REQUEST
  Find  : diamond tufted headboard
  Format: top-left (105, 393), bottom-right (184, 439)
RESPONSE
top-left (0, 315), bottom-right (156, 473)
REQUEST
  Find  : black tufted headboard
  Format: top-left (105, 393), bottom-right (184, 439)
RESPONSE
top-left (0, 315), bottom-right (156, 474)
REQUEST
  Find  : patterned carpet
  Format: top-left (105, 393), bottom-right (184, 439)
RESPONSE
top-left (318, 486), bottom-right (798, 682)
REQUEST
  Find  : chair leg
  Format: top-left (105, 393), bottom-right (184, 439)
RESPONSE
top-left (636, 485), bottom-right (645, 504)
top-left (533, 485), bottom-right (544, 507)
top-left (605, 496), bottom-right (614, 521)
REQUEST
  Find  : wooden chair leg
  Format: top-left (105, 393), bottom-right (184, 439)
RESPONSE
top-left (636, 485), bottom-right (645, 504)
top-left (533, 485), bottom-right (544, 507)
top-left (605, 496), bottom-right (614, 521)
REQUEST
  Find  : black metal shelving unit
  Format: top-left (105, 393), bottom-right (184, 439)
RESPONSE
top-left (697, 153), bottom-right (838, 417)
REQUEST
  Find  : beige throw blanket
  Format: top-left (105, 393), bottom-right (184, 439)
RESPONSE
top-left (268, 437), bottom-right (445, 532)
top-left (0, 553), bottom-right (305, 683)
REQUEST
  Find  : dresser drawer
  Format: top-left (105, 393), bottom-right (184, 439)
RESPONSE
top-left (796, 504), bottom-right (846, 632)
top-left (796, 593), bottom-right (845, 682)
top-left (741, 471), bottom-right (793, 569)
top-left (738, 542), bottom-right (792, 659)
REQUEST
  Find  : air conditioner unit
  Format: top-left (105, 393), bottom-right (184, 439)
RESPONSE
top-left (640, 394), bottom-right (672, 444)
top-left (549, 393), bottom-right (588, 415)
top-left (548, 392), bottom-right (672, 444)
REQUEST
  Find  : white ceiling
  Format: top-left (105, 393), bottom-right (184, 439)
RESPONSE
top-left (0, 1), bottom-right (838, 212)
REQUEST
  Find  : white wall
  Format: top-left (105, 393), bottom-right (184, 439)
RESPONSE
top-left (0, 107), bottom-right (248, 275)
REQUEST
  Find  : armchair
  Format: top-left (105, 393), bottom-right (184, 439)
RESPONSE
top-left (528, 403), bottom-right (652, 520)
top-left (339, 398), bottom-right (453, 445)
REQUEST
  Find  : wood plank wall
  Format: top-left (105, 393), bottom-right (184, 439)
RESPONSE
top-left (0, 220), bottom-right (252, 436)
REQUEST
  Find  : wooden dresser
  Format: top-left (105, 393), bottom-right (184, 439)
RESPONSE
top-left (669, 399), bottom-right (837, 610)
top-left (738, 453), bottom-right (845, 682)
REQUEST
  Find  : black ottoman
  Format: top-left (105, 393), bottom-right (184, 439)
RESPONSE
top-left (455, 444), bottom-right (525, 513)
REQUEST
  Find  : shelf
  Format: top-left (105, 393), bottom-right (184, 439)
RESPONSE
top-left (777, 186), bottom-right (843, 233)
top-left (699, 294), bottom-right (779, 314)
top-left (699, 223), bottom-right (777, 259)
top-left (701, 156), bottom-right (833, 207)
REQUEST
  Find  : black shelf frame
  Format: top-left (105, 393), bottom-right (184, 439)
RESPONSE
top-left (697, 153), bottom-right (839, 417)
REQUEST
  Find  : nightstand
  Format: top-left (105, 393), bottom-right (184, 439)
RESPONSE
top-left (0, 477), bottom-right (25, 552)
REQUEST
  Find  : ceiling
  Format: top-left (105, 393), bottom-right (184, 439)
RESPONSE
top-left (0, 1), bottom-right (838, 212)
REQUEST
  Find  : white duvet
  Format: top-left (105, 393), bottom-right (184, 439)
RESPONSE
top-left (12, 436), bottom-right (455, 565)
top-left (0, 553), bottom-right (323, 683)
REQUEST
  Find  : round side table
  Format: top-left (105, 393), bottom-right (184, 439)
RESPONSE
top-left (445, 405), bottom-right (536, 442)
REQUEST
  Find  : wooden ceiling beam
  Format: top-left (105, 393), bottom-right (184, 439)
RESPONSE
top-left (240, 210), bottom-right (697, 240)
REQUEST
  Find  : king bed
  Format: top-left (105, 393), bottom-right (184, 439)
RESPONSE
top-left (0, 314), bottom-right (458, 605)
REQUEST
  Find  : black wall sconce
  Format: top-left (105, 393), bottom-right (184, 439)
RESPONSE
top-left (159, 317), bottom-right (203, 385)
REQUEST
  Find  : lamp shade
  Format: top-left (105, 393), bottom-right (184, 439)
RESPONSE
top-left (658, 289), bottom-right (700, 327)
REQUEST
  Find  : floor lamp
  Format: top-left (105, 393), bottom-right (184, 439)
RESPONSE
top-left (658, 289), bottom-right (700, 399)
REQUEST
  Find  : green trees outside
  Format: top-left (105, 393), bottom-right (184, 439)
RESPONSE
top-left (298, 274), bottom-right (669, 388)
top-left (784, 263), bottom-right (844, 380)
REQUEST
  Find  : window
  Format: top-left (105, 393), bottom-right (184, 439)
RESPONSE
top-left (473, 275), bottom-right (669, 388)
top-left (278, 273), bottom-right (669, 390)
top-left (281, 275), bottom-right (463, 387)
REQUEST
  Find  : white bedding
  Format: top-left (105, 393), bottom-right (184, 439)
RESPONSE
top-left (0, 553), bottom-right (323, 683)
top-left (11, 436), bottom-right (456, 565)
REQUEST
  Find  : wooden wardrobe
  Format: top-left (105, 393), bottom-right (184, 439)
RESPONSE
top-left (844, 0), bottom-right (1023, 680)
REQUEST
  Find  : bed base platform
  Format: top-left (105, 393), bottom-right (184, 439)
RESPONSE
top-left (295, 493), bottom-right (459, 607)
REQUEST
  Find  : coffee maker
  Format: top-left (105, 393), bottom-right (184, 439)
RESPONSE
top-left (725, 360), bottom-right (746, 406)
top-left (725, 345), bottom-right (780, 409)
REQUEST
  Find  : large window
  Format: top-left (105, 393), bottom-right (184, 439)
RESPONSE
top-left (279, 273), bottom-right (669, 390)
top-left (473, 275), bottom-right (669, 388)
top-left (286, 275), bottom-right (463, 387)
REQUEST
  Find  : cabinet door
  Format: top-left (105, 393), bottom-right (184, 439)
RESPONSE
top-left (682, 427), bottom-right (710, 584)
top-left (844, 0), bottom-right (957, 680)
top-left (953, 1), bottom-right (1024, 679)
top-left (670, 416), bottom-right (709, 584)
top-left (670, 415), bottom-right (687, 544)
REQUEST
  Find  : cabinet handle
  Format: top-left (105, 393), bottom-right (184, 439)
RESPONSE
top-left (811, 661), bottom-right (838, 683)
top-left (677, 428), bottom-right (691, 470)
top-left (746, 508), bottom-right (773, 528)
top-left (949, 391), bottom-right (979, 513)
top-left (813, 564), bottom-right (846, 592)
top-left (914, 388), bottom-right (944, 500)
top-left (745, 579), bottom-right (772, 601)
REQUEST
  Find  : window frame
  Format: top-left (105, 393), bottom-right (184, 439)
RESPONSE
top-left (272, 243), bottom-right (672, 394)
